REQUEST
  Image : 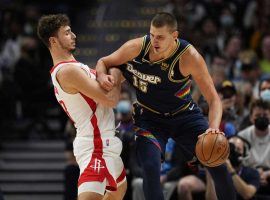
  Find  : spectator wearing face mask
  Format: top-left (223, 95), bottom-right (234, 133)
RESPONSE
top-left (115, 90), bottom-right (136, 200)
top-left (205, 136), bottom-right (260, 200)
top-left (238, 99), bottom-right (270, 197)
top-left (259, 77), bottom-right (270, 102)
top-left (225, 136), bottom-right (260, 200)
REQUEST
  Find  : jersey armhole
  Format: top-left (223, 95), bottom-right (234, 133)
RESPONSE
top-left (55, 68), bottom-right (79, 95)
top-left (178, 44), bottom-right (192, 78)
top-left (54, 64), bottom-right (91, 95)
top-left (136, 35), bottom-right (149, 60)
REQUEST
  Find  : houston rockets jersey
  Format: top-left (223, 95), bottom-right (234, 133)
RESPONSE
top-left (50, 60), bottom-right (115, 137)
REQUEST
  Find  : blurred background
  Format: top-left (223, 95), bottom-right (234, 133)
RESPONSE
top-left (0, 0), bottom-right (270, 199)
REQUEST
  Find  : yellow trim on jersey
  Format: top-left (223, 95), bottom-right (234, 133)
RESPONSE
top-left (143, 41), bottom-right (151, 58)
top-left (139, 35), bottom-right (147, 55)
top-left (137, 101), bottom-right (160, 114)
top-left (168, 44), bottom-right (191, 83)
top-left (171, 101), bottom-right (192, 115)
top-left (137, 100), bottom-right (192, 116)
top-left (142, 39), bottom-right (180, 64)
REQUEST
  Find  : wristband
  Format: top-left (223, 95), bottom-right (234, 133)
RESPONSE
top-left (230, 171), bottom-right (237, 176)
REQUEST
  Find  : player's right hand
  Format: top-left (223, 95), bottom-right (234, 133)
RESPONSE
top-left (97, 74), bottom-right (115, 91)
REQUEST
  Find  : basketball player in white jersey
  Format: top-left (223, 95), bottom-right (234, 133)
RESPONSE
top-left (37, 14), bottom-right (127, 200)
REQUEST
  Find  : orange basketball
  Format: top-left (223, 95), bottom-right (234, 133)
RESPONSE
top-left (195, 132), bottom-right (229, 167)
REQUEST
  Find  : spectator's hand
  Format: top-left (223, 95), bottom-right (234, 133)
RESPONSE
top-left (225, 159), bottom-right (234, 173)
top-left (221, 98), bottom-right (234, 111)
top-left (97, 73), bottom-right (115, 91)
top-left (259, 170), bottom-right (270, 186)
top-left (160, 175), bottom-right (167, 184)
top-left (260, 172), bottom-right (268, 186)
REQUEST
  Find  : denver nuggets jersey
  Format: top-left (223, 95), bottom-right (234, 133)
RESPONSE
top-left (120, 35), bottom-right (193, 115)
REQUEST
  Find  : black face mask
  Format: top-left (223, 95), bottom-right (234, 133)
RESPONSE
top-left (229, 143), bottom-right (242, 167)
top-left (255, 116), bottom-right (269, 131)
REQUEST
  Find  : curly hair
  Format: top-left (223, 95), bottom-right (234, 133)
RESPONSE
top-left (37, 14), bottom-right (70, 47)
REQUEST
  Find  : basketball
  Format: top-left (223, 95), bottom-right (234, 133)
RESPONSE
top-left (195, 132), bottom-right (229, 167)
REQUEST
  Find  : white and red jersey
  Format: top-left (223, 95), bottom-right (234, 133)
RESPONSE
top-left (50, 60), bottom-right (116, 138)
top-left (50, 60), bottom-right (125, 194)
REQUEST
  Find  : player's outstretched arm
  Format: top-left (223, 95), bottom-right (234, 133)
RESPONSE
top-left (96, 38), bottom-right (143, 91)
top-left (56, 64), bottom-right (119, 107)
top-left (180, 46), bottom-right (222, 131)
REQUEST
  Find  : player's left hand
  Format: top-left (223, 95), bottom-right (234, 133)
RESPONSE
top-left (97, 73), bottom-right (115, 91)
top-left (205, 128), bottom-right (221, 134)
top-left (198, 128), bottom-right (224, 139)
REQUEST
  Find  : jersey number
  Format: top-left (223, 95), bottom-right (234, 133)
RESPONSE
top-left (59, 100), bottom-right (74, 123)
top-left (132, 76), bottom-right (148, 93)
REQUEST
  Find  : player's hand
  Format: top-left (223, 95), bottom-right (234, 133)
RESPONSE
top-left (198, 128), bottom-right (223, 139)
top-left (97, 73), bottom-right (115, 91)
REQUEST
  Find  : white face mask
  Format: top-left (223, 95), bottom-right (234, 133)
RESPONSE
top-left (116, 100), bottom-right (131, 114)
top-left (260, 89), bottom-right (270, 102)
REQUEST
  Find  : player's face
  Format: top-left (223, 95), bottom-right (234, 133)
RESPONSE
top-left (150, 25), bottom-right (178, 54)
top-left (55, 26), bottom-right (76, 52)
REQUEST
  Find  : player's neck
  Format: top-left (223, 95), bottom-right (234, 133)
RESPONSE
top-left (50, 48), bottom-right (75, 65)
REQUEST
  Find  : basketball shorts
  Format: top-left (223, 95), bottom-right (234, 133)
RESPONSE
top-left (133, 102), bottom-right (209, 161)
top-left (73, 135), bottom-right (126, 195)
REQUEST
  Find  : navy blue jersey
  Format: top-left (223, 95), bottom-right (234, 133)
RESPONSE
top-left (119, 35), bottom-right (193, 114)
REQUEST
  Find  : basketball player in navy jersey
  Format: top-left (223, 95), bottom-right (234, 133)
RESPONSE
top-left (96, 12), bottom-right (236, 200)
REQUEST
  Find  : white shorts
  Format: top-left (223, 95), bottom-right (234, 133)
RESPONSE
top-left (73, 135), bottom-right (126, 196)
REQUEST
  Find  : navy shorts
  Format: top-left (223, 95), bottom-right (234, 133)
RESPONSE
top-left (133, 102), bottom-right (209, 161)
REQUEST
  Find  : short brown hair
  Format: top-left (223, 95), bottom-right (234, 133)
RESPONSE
top-left (37, 14), bottom-right (70, 47)
top-left (249, 99), bottom-right (270, 115)
top-left (151, 12), bottom-right (177, 32)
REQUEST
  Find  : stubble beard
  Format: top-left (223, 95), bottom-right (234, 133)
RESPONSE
top-left (59, 40), bottom-right (76, 54)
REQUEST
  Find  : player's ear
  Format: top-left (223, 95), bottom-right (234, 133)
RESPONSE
top-left (172, 31), bottom-right (178, 39)
top-left (49, 37), bottom-right (57, 45)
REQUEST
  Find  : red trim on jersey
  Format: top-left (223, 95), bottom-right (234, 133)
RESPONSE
top-left (78, 93), bottom-right (117, 191)
top-left (106, 167), bottom-right (126, 190)
top-left (90, 68), bottom-right (96, 76)
top-left (54, 87), bottom-right (59, 95)
top-left (50, 60), bottom-right (78, 74)
top-left (116, 168), bottom-right (126, 183)
top-left (58, 100), bottom-right (74, 123)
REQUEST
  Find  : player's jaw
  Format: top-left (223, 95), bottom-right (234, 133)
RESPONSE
top-left (57, 35), bottom-right (76, 53)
